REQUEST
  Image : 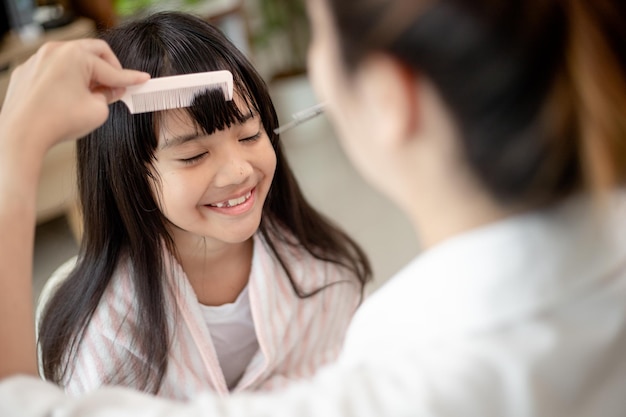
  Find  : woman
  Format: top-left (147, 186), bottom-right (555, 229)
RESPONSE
top-left (2, 0), bottom-right (626, 415)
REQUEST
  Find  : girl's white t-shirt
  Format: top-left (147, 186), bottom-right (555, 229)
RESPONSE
top-left (199, 285), bottom-right (259, 390)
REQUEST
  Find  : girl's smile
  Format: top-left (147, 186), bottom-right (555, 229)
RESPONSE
top-left (205, 187), bottom-right (256, 215)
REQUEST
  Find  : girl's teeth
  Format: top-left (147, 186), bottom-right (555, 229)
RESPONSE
top-left (212, 191), bottom-right (252, 208)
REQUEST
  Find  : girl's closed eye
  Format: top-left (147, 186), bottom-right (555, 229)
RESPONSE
top-left (180, 152), bottom-right (208, 165)
top-left (240, 131), bottom-right (262, 143)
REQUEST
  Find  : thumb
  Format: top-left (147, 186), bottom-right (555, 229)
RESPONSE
top-left (96, 86), bottom-right (126, 104)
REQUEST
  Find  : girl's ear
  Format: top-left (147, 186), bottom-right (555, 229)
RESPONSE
top-left (354, 53), bottom-right (420, 149)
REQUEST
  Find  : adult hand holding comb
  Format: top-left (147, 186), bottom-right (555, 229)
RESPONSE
top-left (0, 39), bottom-right (150, 153)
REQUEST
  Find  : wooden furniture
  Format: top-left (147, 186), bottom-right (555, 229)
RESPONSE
top-left (68, 0), bottom-right (117, 30)
top-left (0, 17), bottom-right (96, 237)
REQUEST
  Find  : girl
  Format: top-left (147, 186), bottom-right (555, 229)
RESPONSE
top-left (37, 11), bottom-right (370, 399)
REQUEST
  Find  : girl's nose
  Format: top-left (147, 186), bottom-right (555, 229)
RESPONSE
top-left (213, 157), bottom-right (253, 188)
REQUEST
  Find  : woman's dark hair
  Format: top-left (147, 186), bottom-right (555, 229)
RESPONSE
top-left (39, 11), bottom-right (371, 394)
top-left (326, 0), bottom-right (626, 207)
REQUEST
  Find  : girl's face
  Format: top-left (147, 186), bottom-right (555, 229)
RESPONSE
top-left (150, 105), bottom-right (276, 250)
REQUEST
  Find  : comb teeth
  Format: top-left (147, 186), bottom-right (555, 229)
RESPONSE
top-left (119, 70), bottom-right (234, 114)
top-left (130, 83), bottom-right (229, 114)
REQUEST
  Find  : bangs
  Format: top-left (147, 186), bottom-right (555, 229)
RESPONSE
top-left (190, 85), bottom-right (257, 136)
top-left (151, 34), bottom-right (261, 136)
top-left (152, 85), bottom-right (258, 140)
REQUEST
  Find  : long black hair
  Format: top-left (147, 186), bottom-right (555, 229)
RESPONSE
top-left (39, 11), bottom-right (371, 394)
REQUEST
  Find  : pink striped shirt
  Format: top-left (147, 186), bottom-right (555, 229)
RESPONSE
top-left (61, 232), bottom-right (361, 400)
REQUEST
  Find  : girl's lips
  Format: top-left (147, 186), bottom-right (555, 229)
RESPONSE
top-left (205, 188), bottom-right (256, 215)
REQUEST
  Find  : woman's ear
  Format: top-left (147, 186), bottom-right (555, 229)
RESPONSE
top-left (354, 53), bottom-right (420, 149)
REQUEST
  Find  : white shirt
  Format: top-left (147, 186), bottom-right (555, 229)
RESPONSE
top-left (4, 192), bottom-right (626, 416)
top-left (200, 285), bottom-right (259, 390)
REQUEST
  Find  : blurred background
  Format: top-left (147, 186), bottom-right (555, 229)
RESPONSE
top-left (0, 0), bottom-right (419, 305)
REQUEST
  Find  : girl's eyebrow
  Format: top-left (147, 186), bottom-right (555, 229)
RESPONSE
top-left (160, 112), bottom-right (257, 150)
top-left (160, 133), bottom-right (202, 150)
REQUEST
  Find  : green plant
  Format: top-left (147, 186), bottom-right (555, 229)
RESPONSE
top-left (114, 0), bottom-right (153, 16)
top-left (114, 0), bottom-right (203, 17)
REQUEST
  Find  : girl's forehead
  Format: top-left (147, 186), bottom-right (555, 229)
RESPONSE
top-left (157, 110), bottom-right (196, 141)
